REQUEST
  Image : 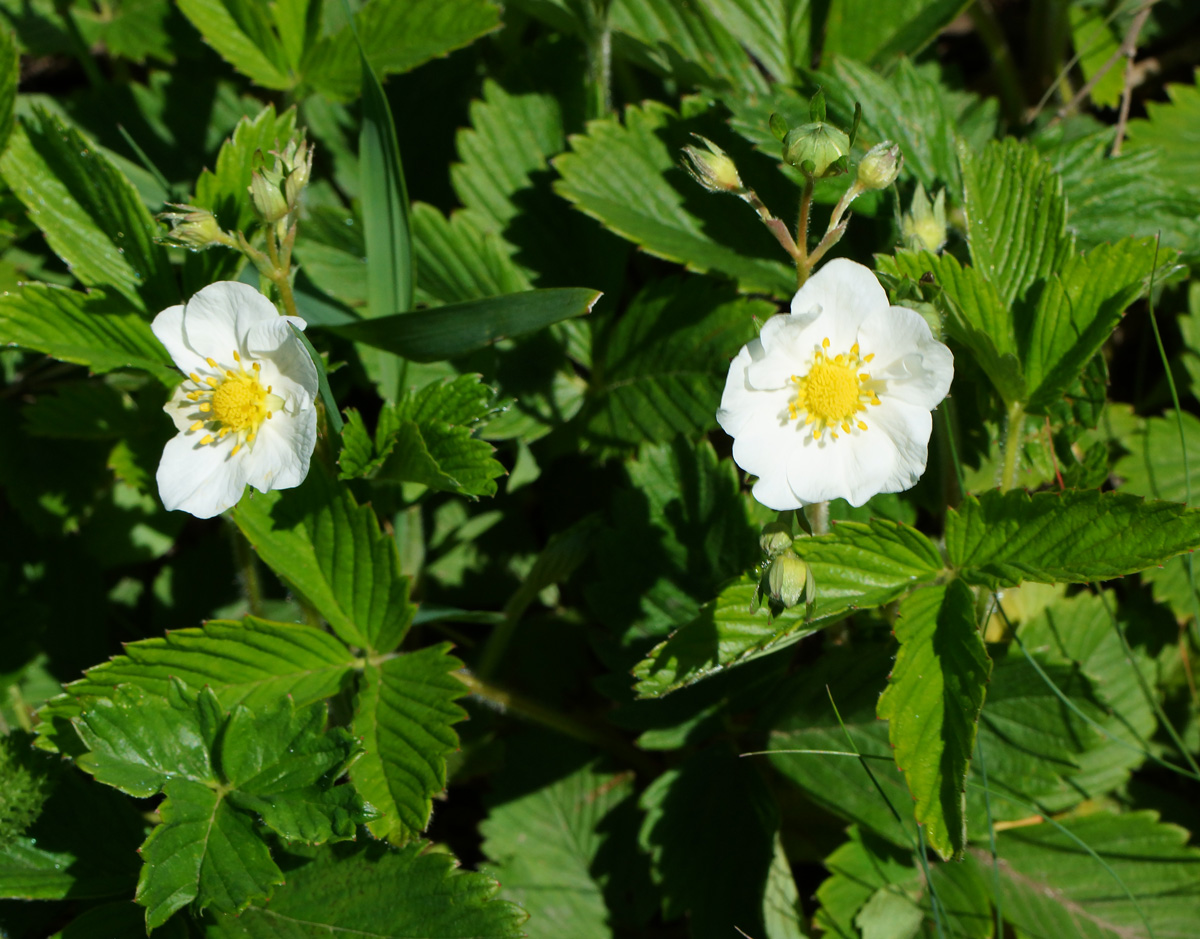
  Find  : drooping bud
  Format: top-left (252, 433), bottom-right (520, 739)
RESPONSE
top-left (782, 122), bottom-right (850, 178)
top-left (157, 204), bottom-right (230, 250)
top-left (902, 182), bottom-right (948, 253)
top-left (682, 134), bottom-right (745, 195)
top-left (855, 140), bottom-right (903, 191)
top-left (767, 550), bottom-right (814, 608)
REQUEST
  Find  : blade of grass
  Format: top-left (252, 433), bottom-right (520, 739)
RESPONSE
top-left (975, 737), bottom-right (1004, 938)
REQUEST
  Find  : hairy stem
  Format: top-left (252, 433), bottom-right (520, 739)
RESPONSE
top-left (1000, 400), bottom-right (1026, 492)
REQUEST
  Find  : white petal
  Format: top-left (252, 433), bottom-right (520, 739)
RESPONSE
top-left (157, 432), bottom-right (250, 519)
top-left (867, 400), bottom-right (933, 494)
top-left (721, 381), bottom-right (796, 459)
top-left (790, 258), bottom-right (888, 323)
top-left (244, 315), bottom-right (318, 407)
top-left (151, 303), bottom-right (206, 375)
top-left (858, 305), bottom-right (955, 409)
top-left (181, 282), bottom-right (279, 364)
top-left (241, 408), bottom-right (317, 495)
top-left (163, 382), bottom-right (204, 433)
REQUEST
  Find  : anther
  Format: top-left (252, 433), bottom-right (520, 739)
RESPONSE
top-left (205, 377), bottom-right (218, 387)
top-left (232, 351), bottom-right (241, 362)
top-left (858, 421), bottom-right (868, 430)
top-left (206, 357), bottom-right (217, 368)
top-left (200, 434), bottom-right (214, 445)
top-left (198, 403), bottom-right (211, 412)
top-left (822, 337), bottom-right (830, 349)
top-left (189, 421), bottom-right (205, 432)
top-left (189, 372), bottom-right (201, 383)
top-left (864, 353), bottom-right (875, 362)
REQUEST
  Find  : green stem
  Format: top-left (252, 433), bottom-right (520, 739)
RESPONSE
top-left (795, 178), bottom-right (814, 287)
top-left (1000, 400), bottom-right (1026, 492)
top-left (456, 671), bottom-right (657, 775)
top-left (229, 523), bottom-right (264, 617)
top-left (584, 0), bottom-right (613, 119)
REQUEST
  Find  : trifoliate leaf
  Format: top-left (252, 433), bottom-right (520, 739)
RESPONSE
top-left (350, 645), bottom-right (467, 842)
top-left (203, 841), bottom-right (527, 938)
top-left (71, 683), bottom-right (370, 928)
top-left (946, 489), bottom-right (1200, 589)
top-left (877, 581), bottom-right (991, 860)
top-left (232, 467), bottom-right (415, 654)
top-left (0, 110), bottom-right (176, 312)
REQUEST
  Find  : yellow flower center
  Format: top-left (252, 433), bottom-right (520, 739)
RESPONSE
top-left (788, 338), bottom-right (881, 441)
top-left (184, 351), bottom-right (284, 455)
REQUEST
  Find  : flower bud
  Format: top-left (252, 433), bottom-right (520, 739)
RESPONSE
top-left (249, 169), bottom-right (289, 223)
top-left (767, 550), bottom-right (814, 608)
top-left (783, 122), bottom-right (850, 178)
top-left (760, 521), bottom-right (794, 558)
top-left (855, 140), bottom-right (903, 191)
top-left (902, 182), bottom-right (948, 253)
top-left (282, 138), bottom-right (313, 209)
top-left (682, 134), bottom-right (744, 194)
top-left (158, 204), bottom-right (229, 250)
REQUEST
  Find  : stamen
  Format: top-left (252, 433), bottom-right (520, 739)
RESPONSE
top-left (205, 377), bottom-right (219, 387)
top-left (232, 351), bottom-right (241, 362)
top-left (198, 403), bottom-right (211, 412)
top-left (206, 357), bottom-right (217, 368)
top-left (189, 372), bottom-right (201, 383)
top-left (189, 420), bottom-right (205, 432)
top-left (200, 434), bottom-right (214, 445)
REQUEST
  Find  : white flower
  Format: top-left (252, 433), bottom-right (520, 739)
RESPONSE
top-left (717, 258), bottom-right (953, 510)
top-left (152, 281), bottom-right (319, 519)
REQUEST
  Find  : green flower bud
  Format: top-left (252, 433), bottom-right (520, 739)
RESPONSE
top-left (783, 122), bottom-right (850, 178)
top-left (855, 140), bottom-right (903, 191)
top-left (767, 550), bottom-right (814, 608)
top-left (760, 522), bottom-right (794, 558)
top-left (249, 169), bottom-right (289, 223)
top-left (902, 182), bottom-right (948, 253)
top-left (682, 134), bottom-right (745, 194)
top-left (158, 204), bottom-right (229, 250)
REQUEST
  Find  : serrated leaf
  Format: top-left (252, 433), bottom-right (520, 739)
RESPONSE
top-left (364, 374), bottom-right (506, 497)
top-left (946, 489), bottom-right (1200, 589)
top-left (1115, 409), bottom-right (1200, 504)
top-left (176, 0), bottom-right (291, 90)
top-left (959, 137), bottom-right (1071, 309)
top-left (231, 468), bottom-right (414, 654)
top-left (203, 841), bottom-right (527, 938)
top-left (1126, 68), bottom-right (1200, 199)
top-left (814, 827), bottom-right (991, 939)
top-left (0, 24), bottom-right (15, 153)
top-left (329, 287), bottom-right (601, 361)
top-left (1022, 237), bottom-right (1157, 412)
top-left (411, 202), bottom-right (533, 306)
top-left (350, 645), bottom-right (467, 841)
top-left (823, 0), bottom-right (970, 66)
top-left (968, 811), bottom-right (1200, 939)
top-left (0, 110), bottom-right (176, 312)
top-left (0, 284), bottom-right (175, 383)
top-left (73, 684), bottom-right (369, 928)
top-left (583, 276), bottom-right (765, 447)
top-left (877, 581), bottom-right (990, 860)
top-left (554, 101), bottom-right (794, 297)
top-left (35, 617), bottom-right (357, 754)
top-left (480, 756), bottom-right (636, 939)
top-left (1069, 5), bottom-right (1124, 109)
top-left (632, 574), bottom-right (822, 698)
top-left (701, 0), bottom-right (811, 85)
top-left (640, 748), bottom-right (779, 939)
top-left (304, 0), bottom-right (502, 101)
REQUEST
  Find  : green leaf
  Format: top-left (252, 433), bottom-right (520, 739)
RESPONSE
top-left (73, 684), bottom-right (368, 928)
top-left (969, 811), bottom-right (1200, 939)
top-left (582, 276), bottom-right (766, 447)
top-left (0, 284), bottom-right (175, 382)
top-left (193, 104), bottom-right (298, 241)
top-left (350, 645), bottom-right (467, 841)
top-left (34, 616), bottom-right (359, 755)
top-left (176, 0), bottom-right (292, 90)
top-left (1115, 409), bottom-right (1200, 504)
top-left (1069, 4), bottom-right (1124, 109)
top-left (204, 841), bottom-right (527, 938)
top-left (588, 438), bottom-right (760, 648)
top-left (823, 0), bottom-right (970, 66)
top-left (631, 574), bottom-right (822, 698)
top-left (877, 581), bottom-right (990, 860)
top-left (0, 111), bottom-right (177, 312)
top-left (639, 748), bottom-right (779, 939)
top-left (814, 827), bottom-right (991, 939)
top-left (231, 468), bottom-right (415, 654)
top-left (698, 0), bottom-right (812, 86)
top-left (481, 754), bottom-right (637, 939)
top-left (1126, 68), bottom-right (1200, 199)
top-left (1022, 237), bottom-right (1157, 412)
top-left (0, 24), bottom-right (16, 153)
top-left (348, 374), bottom-right (506, 497)
top-left (946, 489), bottom-right (1200, 589)
top-left (959, 137), bottom-right (1071, 309)
top-left (554, 101), bottom-right (794, 296)
top-left (50, 900), bottom-right (188, 939)
top-left (411, 202), bottom-right (533, 305)
top-left (329, 287), bottom-right (601, 361)
top-left (304, 0), bottom-right (503, 100)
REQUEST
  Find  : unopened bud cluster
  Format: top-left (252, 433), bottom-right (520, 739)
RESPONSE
top-left (249, 135), bottom-right (313, 226)
top-left (158, 204), bottom-right (231, 250)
